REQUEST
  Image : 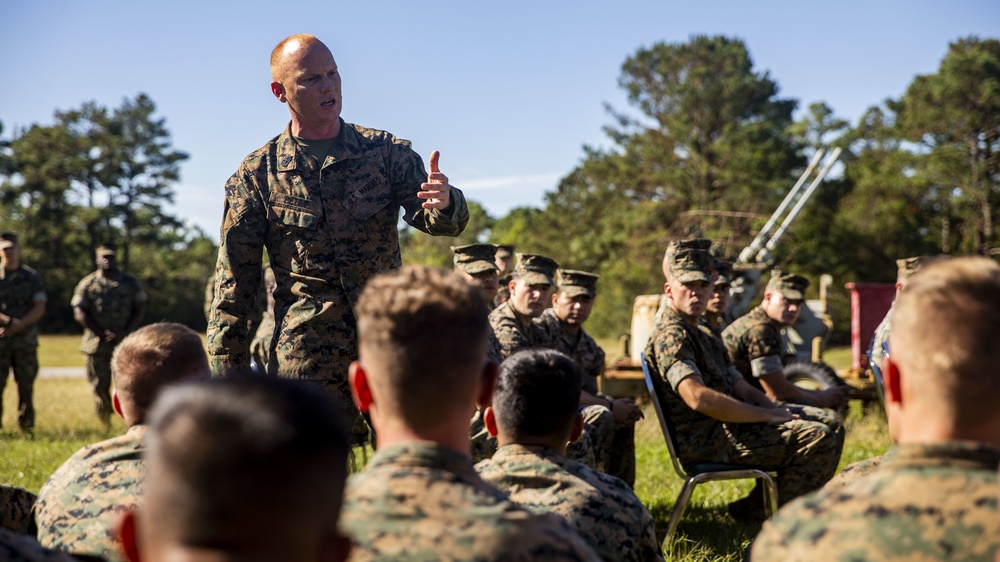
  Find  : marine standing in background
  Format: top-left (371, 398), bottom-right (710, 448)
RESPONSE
top-left (72, 244), bottom-right (148, 425)
top-left (0, 233), bottom-right (46, 433)
top-left (867, 256), bottom-right (935, 372)
top-left (723, 273), bottom-right (848, 410)
top-left (535, 269), bottom-right (643, 485)
top-left (207, 33), bottom-right (469, 427)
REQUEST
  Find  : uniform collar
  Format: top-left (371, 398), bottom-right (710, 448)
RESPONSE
top-left (276, 119), bottom-right (364, 172)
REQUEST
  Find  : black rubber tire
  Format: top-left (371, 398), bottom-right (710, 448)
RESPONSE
top-left (784, 361), bottom-right (849, 418)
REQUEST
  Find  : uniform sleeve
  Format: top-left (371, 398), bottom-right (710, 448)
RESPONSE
top-left (647, 324), bottom-right (703, 393)
top-left (206, 170), bottom-right (267, 375)
top-left (386, 138), bottom-right (469, 237)
top-left (70, 277), bottom-right (89, 308)
top-left (491, 314), bottom-right (535, 359)
top-left (30, 271), bottom-right (46, 303)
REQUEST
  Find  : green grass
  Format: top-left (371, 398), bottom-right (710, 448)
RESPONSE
top-left (36, 334), bottom-right (87, 368)
top-left (2, 373), bottom-right (890, 561)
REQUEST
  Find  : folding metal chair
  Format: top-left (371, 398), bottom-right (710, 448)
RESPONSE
top-left (640, 352), bottom-right (779, 541)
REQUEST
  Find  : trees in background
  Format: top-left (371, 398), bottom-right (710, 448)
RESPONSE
top-left (0, 95), bottom-right (214, 331)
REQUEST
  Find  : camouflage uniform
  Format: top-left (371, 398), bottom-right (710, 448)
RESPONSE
top-left (0, 484), bottom-right (36, 534)
top-left (822, 454), bottom-right (884, 490)
top-left (535, 307), bottom-right (635, 484)
top-left (249, 308), bottom-right (275, 372)
top-left (469, 408), bottom-right (498, 463)
top-left (207, 121), bottom-right (469, 424)
top-left (723, 305), bottom-right (796, 393)
top-left (0, 262), bottom-right (46, 431)
top-left (0, 528), bottom-right (79, 562)
top-left (868, 257), bottom-right (935, 372)
top-left (751, 442), bottom-right (1000, 561)
top-left (646, 240), bottom-right (840, 504)
top-left (34, 425), bottom-right (146, 562)
top-left (341, 442), bottom-right (602, 562)
top-left (476, 444), bottom-right (663, 562)
top-left (489, 299), bottom-right (543, 359)
top-left (71, 269), bottom-right (147, 421)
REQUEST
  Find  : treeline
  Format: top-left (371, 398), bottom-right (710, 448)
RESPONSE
top-left (0, 94), bottom-right (217, 332)
top-left (402, 34), bottom-right (1000, 344)
top-left (3, 35), bottom-right (997, 343)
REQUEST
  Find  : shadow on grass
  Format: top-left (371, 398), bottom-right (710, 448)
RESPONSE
top-left (648, 501), bottom-right (758, 562)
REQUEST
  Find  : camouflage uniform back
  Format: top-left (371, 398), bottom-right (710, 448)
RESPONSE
top-left (477, 444), bottom-right (663, 562)
top-left (34, 426), bottom-right (146, 562)
top-left (751, 442), bottom-right (1000, 561)
top-left (341, 442), bottom-right (601, 562)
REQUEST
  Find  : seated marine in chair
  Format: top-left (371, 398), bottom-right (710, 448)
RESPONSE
top-left (643, 239), bottom-right (842, 521)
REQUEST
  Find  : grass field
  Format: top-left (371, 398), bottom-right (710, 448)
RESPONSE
top-left (2, 337), bottom-right (889, 561)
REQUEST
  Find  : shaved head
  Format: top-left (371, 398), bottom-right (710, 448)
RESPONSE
top-left (270, 34), bottom-right (327, 82)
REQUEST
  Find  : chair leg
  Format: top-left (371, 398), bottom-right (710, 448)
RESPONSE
top-left (759, 474), bottom-right (779, 519)
top-left (664, 478), bottom-right (698, 543)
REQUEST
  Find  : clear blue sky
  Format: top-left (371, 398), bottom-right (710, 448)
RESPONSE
top-left (2, 1), bottom-right (997, 242)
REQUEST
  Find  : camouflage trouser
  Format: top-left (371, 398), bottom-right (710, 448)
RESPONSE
top-left (605, 425), bottom-right (637, 487)
top-left (0, 484), bottom-right (36, 534)
top-left (686, 404), bottom-right (843, 504)
top-left (0, 347), bottom-right (38, 431)
top-left (564, 405), bottom-right (637, 485)
top-left (565, 428), bottom-right (597, 469)
top-left (85, 352), bottom-right (115, 422)
top-left (469, 409), bottom-right (498, 463)
top-left (268, 303), bottom-right (363, 437)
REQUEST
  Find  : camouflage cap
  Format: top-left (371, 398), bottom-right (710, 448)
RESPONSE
top-left (766, 272), bottom-right (810, 301)
top-left (495, 244), bottom-right (515, 259)
top-left (557, 269), bottom-right (599, 298)
top-left (0, 233), bottom-right (18, 249)
top-left (713, 258), bottom-right (733, 286)
top-left (451, 243), bottom-right (499, 275)
top-left (664, 239), bottom-right (712, 284)
top-left (514, 253), bottom-right (559, 286)
top-left (96, 244), bottom-right (117, 257)
top-left (896, 256), bottom-right (935, 280)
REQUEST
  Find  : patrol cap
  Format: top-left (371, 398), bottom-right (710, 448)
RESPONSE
top-left (896, 256), bottom-right (935, 280)
top-left (495, 244), bottom-right (514, 259)
top-left (557, 269), bottom-right (599, 298)
top-left (96, 244), bottom-right (117, 257)
top-left (451, 243), bottom-right (499, 275)
top-left (766, 272), bottom-right (810, 301)
top-left (664, 239), bottom-right (712, 284)
top-left (0, 233), bottom-right (18, 249)
top-left (514, 253), bottom-right (559, 286)
top-left (713, 258), bottom-right (733, 286)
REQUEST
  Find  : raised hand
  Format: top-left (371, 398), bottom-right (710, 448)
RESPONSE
top-left (419, 150), bottom-right (452, 210)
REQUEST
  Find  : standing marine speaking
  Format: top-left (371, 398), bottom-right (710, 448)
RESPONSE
top-left (206, 33), bottom-right (469, 426)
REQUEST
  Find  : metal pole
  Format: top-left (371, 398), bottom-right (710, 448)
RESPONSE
top-left (761, 147), bottom-right (842, 257)
top-left (737, 149), bottom-right (825, 264)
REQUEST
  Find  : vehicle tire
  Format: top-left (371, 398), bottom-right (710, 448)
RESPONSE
top-left (784, 361), bottom-right (849, 418)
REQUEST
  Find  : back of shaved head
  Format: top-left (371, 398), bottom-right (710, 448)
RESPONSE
top-left (270, 33), bottom-right (327, 81)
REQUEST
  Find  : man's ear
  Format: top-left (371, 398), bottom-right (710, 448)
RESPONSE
top-left (484, 406), bottom-right (499, 438)
top-left (270, 81), bottom-right (286, 102)
top-left (112, 390), bottom-right (124, 420)
top-left (477, 359), bottom-right (499, 408)
top-left (884, 356), bottom-right (902, 406)
top-left (118, 509), bottom-right (142, 562)
top-left (348, 361), bottom-right (372, 413)
top-left (568, 413), bottom-right (584, 444)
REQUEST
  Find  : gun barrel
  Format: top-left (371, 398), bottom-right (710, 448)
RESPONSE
top-left (762, 147), bottom-right (842, 256)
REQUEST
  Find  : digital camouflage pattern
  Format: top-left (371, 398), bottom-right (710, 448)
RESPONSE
top-left (341, 442), bottom-right (601, 562)
top-left (535, 297), bottom-right (637, 485)
top-left (751, 442), bottom-right (1000, 561)
top-left (476, 444), bottom-right (663, 562)
top-left (0, 264), bottom-right (46, 351)
top-left (534, 308), bottom-right (604, 393)
top-left (469, 408), bottom-right (498, 463)
top-left (34, 425), bottom-right (146, 562)
top-left (0, 484), bottom-right (36, 534)
top-left (822, 454), bottom-right (884, 490)
top-left (645, 306), bottom-right (841, 504)
top-left (0, 264), bottom-right (45, 431)
top-left (0, 528), bottom-right (79, 562)
top-left (71, 271), bottom-right (147, 356)
top-left (72, 269), bottom-right (148, 422)
top-left (722, 305), bottom-right (788, 390)
top-left (207, 122), bottom-right (468, 423)
top-left (489, 299), bottom-right (542, 359)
